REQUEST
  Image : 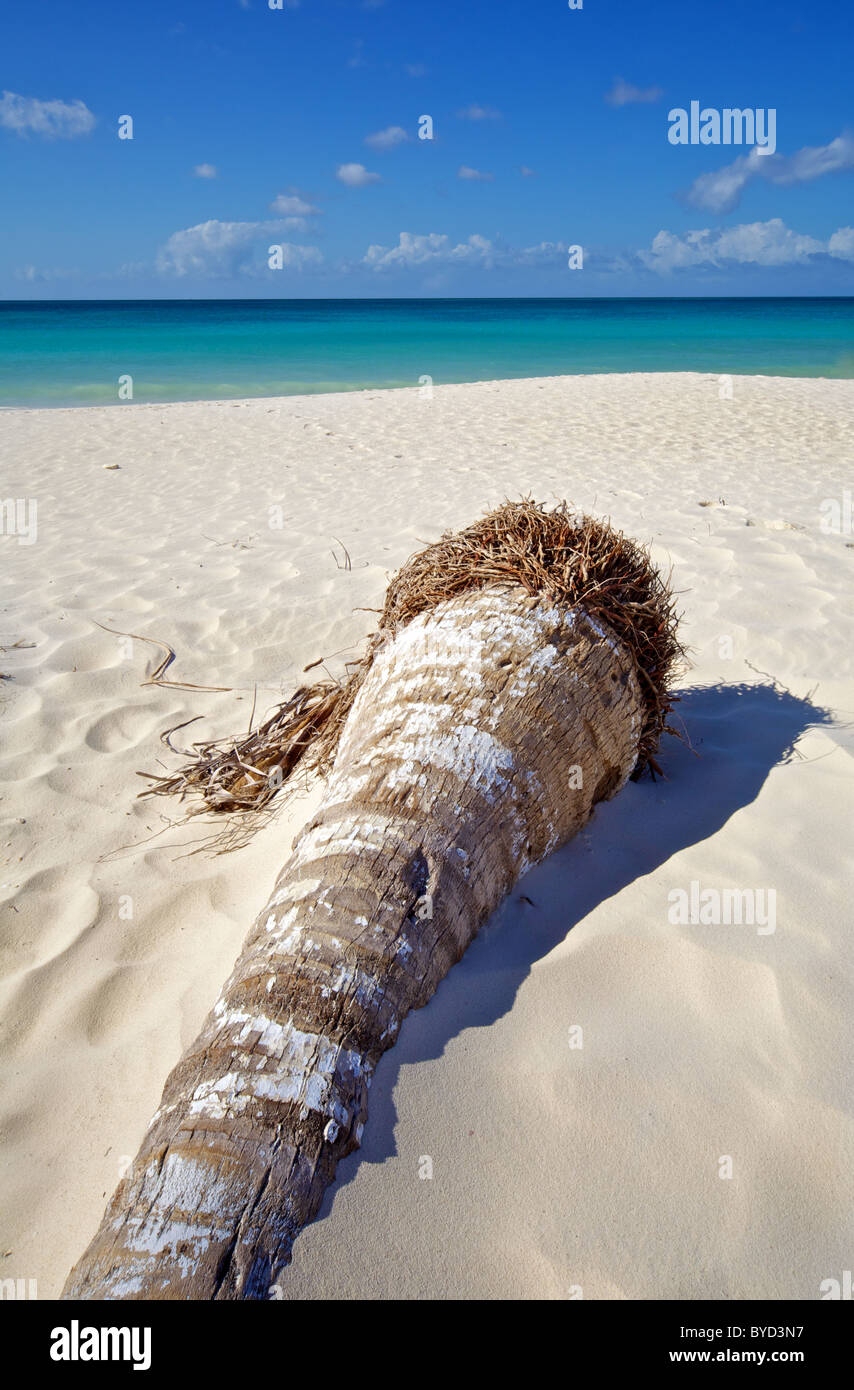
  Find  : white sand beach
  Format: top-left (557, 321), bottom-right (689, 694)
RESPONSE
top-left (1, 371), bottom-right (852, 1300)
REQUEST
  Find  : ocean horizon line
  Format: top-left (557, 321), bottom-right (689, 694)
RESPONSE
top-left (4, 293), bottom-right (854, 305)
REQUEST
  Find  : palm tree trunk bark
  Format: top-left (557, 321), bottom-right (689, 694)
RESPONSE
top-left (63, 585), bottom-right (645, 1299)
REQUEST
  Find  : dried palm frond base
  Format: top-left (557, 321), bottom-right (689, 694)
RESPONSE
top-left (139, 499), bottom-right (683, 838)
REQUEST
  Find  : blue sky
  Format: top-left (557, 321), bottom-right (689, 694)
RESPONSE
top-left (2, 0), bottom-right (853, 297)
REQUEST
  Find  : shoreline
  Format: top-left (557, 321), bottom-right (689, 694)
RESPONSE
top-left (3, 366), bottom-right (854, 416)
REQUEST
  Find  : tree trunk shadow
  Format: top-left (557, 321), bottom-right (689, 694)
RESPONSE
top-left (318, 679), bottom-right (833, 1224)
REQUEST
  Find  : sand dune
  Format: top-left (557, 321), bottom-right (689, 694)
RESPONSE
top-left (1, 372), bottom-right (852, 1299)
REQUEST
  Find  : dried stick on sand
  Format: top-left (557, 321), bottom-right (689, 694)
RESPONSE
top-left (62, 501), bottom-right (681, 1300)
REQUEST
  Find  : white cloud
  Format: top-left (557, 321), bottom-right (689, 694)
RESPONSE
top-left (520, 166), bottom-right (537, 177)
top-left (771, 134), bottom-right (854, 184)
top-left (457, 103), bottom-right (501, 121)
top-left (269, 189), bottom-right (321, 232)
top-left (363, 232), bottom-right (495, 270)
top-left (828, 227), bottom-right (854, 260)
top-left (361, 232), bottom-right (574, 273)
top-left (639, 218), bottom-right (831, 272)
top-left (710, 221), bottom-right (825, 264)
top-left (639, 229), bottom-right (710, 272)
top-left (513, 241), bottom-right (570, 265)
top-left (0, 90), bottom-right (96, 139)
top-left (686, 133), bottom-right (854, 213)
top-left (364, 125), bottom-right (410, 150)
top-left (193, 163), bottom-right (218, 179)
top-left (458, 165), bottom-right (494, 182)
top-left (336, 162), bottom-right (381, 186)
top-left (685, 151), bottom-right (764, 216)
top-left (270, 192), bottom-right (318, 216)
top-left (156, 219), bottom-right (322, 278)
top-left (605, 78), bottom-right (663, 107)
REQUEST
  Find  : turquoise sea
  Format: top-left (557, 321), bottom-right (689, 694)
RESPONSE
top-left (1, 298), bottom-right (853, 408)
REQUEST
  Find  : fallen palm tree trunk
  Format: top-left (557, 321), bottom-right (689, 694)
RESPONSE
top-left (63, 501), bottom-right (681, 1300)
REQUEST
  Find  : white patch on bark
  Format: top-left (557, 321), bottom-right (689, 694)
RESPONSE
top-left (184, 1019), bottom-right (371, 1124)
top-left (269, 878), bottom-right (323, 909)
top-left (384, 720), bottom-right (514, 800)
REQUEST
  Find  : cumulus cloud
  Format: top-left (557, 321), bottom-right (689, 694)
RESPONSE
top-left (269, 189), bottom-right (321, 231)
top-left (336, 162), bottom-right (381, 186)
top-left (361, 232), bottom-right (573, 273)
top-left (156, 219), bottom-right (322, 277)
top-left (363, 232), bottom-right (494, 270)
top-left (686, 133), bottom-right (854, 213)
top-left (0, 90), bottom-right (95, 139)
top-left (828, 226), bottom-right (854, 259)
top-left (513, 240), bottom-right (572, 265)
top-left (364, 125), bottom-right (410, 150)
top-left (605, 78), bottom-right (663, 107)
top-left (639, 218), bottom-right (834, 272)
top-left (193, 163), bottom-right (218, 179)
top-left (458, 165), bottom-right (494, 181)
top-left (457, 103), bottom-right (501, 120)
top-left (270, 191), bottom-right (319, 216)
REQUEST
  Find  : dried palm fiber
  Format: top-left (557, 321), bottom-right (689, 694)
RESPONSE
top-left (63, 500), bottom-right (681, 1300)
